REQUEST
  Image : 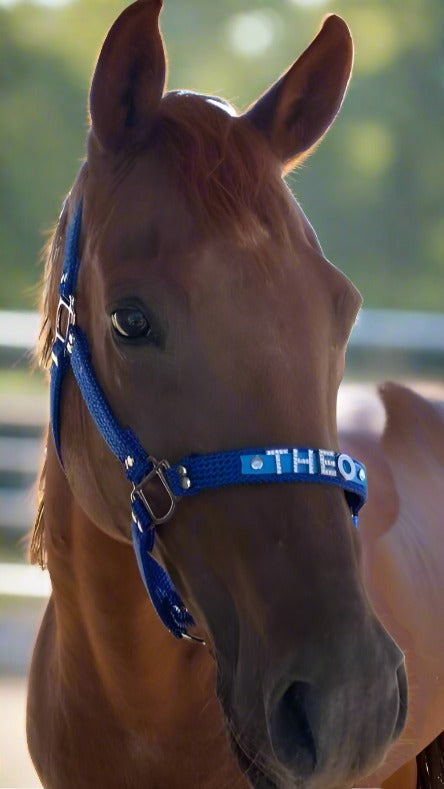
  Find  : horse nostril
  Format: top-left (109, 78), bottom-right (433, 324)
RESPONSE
top-left (269, 680), bottom-right (317, 776)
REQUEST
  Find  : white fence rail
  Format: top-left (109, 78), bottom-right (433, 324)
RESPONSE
top-left (350, 309), bottom-right (444, 352)
top-left (1, 308), bottom-right (444, 353)
top-left (0, 311), bottom-right (40, 350)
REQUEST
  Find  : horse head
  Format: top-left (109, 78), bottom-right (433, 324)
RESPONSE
top-left (41, 2), bottom-right (407, 786)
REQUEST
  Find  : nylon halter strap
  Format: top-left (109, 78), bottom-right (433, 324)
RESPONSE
top-left (50, 202), bottom-right (368, 640)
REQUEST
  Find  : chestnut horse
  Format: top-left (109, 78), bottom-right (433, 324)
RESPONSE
top-left (341, 384), bottom-right (444, 788)
top-left (26, 1), bottom-right (441, 787)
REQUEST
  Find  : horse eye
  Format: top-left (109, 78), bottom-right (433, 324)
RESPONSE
top-left (111, 308), bottom-right (151, 339)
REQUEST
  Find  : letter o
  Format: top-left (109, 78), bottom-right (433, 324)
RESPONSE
top-left (338, 453), bottom-right (356, 481)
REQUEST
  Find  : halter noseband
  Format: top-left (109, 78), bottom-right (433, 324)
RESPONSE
top-left (50, 203), bottom-right (368, 639)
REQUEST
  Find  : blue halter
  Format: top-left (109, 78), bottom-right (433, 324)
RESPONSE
top-left (50, 202), bottom-right (368, 639)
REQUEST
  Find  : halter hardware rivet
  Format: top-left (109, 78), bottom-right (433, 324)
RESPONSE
top-left (125, 455), bottom-right (135, 469)
top-left (251, 455), bottom-right (264, 470)
top-left (177, 465), bottom-right (188, 477)
top-left (358, 468), bottom-right (366, 481)
top-left (180, 476), bottom-right (191, 490)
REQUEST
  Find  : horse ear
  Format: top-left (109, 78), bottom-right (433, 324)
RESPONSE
top-left (243, 15), bottom-right (353, 169)
top-left (89, 0), bottom-right (166, 153)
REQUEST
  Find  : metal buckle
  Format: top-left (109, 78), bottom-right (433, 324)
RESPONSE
top-left (131, 457), bottom-right (180, 527)
top-left (55, 294), bottom-right (76, 345)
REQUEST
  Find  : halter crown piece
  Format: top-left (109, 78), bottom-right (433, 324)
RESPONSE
top-left (50, 203), bottom-right (368, 640)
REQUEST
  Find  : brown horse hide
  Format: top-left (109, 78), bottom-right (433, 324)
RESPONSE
top-left (26, 2), bottom-right (443, 789)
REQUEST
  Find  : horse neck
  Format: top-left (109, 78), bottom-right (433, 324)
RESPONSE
top-left (43, 435), bottom-right (214, 728)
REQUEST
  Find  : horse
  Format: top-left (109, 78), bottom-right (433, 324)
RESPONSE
top-left (340, 383), bottom-right (444, 788)
top-left (27, 1), bottom-right (428, 786)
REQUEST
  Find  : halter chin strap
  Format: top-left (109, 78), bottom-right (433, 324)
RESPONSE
top-left (50, 202), bottom-right (368, 639)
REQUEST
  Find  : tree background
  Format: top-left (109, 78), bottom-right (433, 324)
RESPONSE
top-left (1, 0), bottom-right (442, 311)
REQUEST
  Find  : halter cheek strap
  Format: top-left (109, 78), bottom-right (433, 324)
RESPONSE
top-left (50, 202), bottom-right (368, 640)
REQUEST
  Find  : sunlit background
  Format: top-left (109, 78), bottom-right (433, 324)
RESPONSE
top-left (0, 0), bottom-right (443, 785)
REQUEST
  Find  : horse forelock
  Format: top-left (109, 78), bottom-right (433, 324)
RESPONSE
top-left (151, 92), bottom-right (294, 250)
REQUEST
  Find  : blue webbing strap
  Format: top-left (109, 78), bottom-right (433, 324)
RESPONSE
top-left (51, 201), bottom-right (83, 464)
top-left (165, 449), bottom-right (366, 517)
top-left (68, 328), bottom-right (151, 484)
top-left (67, 327), bottom-right (195, 636)
top-left (50, 203), bottom-right (194, 637)
top-left (60, 201), bottom-right (82, 296)
top-left (50, 202), bottom-right (368, 640)
top-left (131, 522), bottom-right (194, 638)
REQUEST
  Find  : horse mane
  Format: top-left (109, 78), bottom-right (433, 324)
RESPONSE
top-left (29, 455), bottom-right (46, 568)
top-left (30, 168), bottom-right (88, 567)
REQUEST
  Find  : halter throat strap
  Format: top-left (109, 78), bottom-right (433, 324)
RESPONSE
top-left (50, 202), bottom-right (368, 639)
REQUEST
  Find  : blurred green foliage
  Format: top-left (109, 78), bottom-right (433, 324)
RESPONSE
top-left (1, 0), bottom-right (443, 310)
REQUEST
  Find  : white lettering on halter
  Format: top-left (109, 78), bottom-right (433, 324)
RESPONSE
top-left (266, 449), bottom-right (289, 474)
top-left (292, 448), bottom-right (315, 474)
top-left (319, 449), bottom-right (337, 477)
top-left (338, 453), bottom-right (356, 481)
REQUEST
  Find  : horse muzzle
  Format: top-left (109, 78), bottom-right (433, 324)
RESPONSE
top-left (222, 635), bottom-right (407, 789)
